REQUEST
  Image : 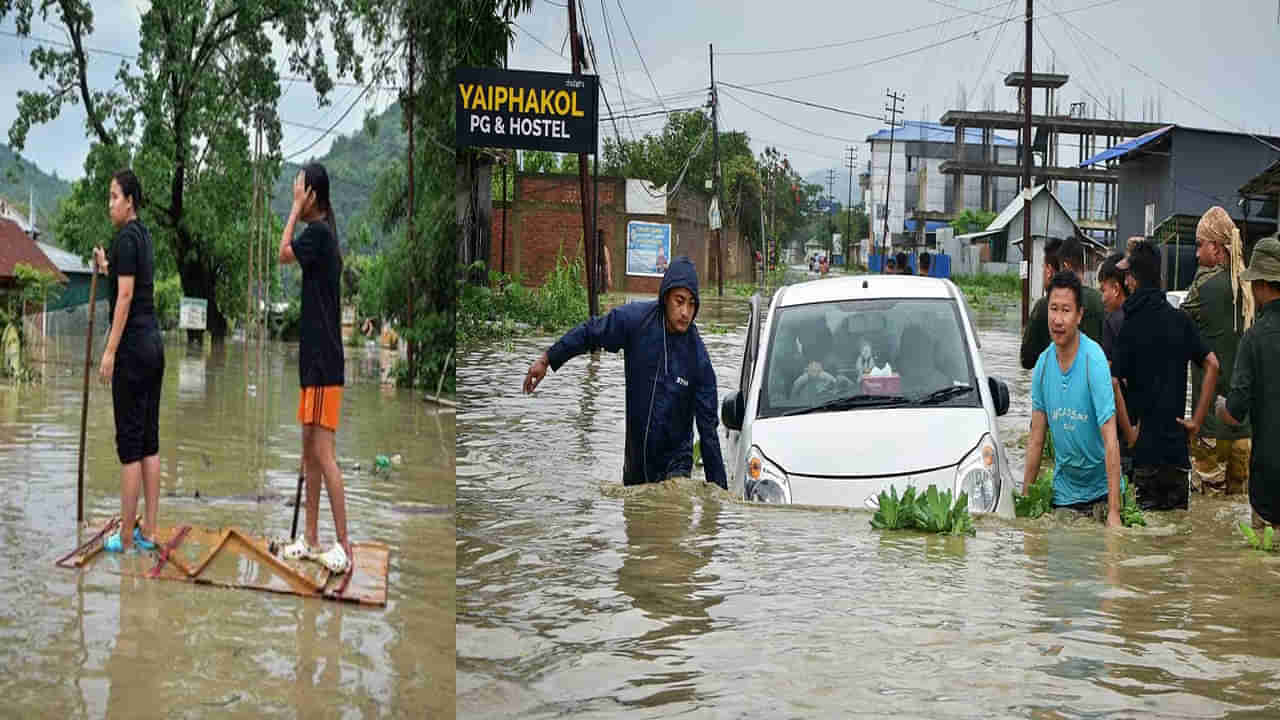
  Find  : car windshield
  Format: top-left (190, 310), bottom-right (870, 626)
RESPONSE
top-left (757, 297), bottom-right (979, 419)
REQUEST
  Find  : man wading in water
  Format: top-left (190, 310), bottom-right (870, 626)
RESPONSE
top-left (1217, 236), bottom-right (1280, 531)
top-left (523, 257), bottom-right (728, 490)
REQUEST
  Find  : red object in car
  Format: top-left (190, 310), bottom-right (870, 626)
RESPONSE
top-left (861, 375), bottom-right (901, 395)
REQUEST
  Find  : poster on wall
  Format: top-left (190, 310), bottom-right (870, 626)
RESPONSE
top-left (625, 221), bottom-right (672, 277)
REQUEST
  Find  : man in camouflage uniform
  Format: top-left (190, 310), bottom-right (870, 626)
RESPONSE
top-left (1182, 207), bottom-right (1251, 495)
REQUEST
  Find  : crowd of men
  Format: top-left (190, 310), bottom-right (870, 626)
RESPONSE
top-left (1019, 206), bottom-right (1280, 531)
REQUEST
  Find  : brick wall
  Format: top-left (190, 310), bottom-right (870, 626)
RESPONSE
top-left (490, 174), bottom-right (753, 294)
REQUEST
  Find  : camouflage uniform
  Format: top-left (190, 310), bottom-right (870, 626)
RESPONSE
top-left (1182, 264), bottom-right (1251, 495)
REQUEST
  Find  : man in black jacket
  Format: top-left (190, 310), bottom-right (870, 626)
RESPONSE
top-left (1111, 241), bottom-right (1220, 510)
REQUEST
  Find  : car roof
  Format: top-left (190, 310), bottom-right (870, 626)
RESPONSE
top-left (777, 275), bottom-right (958, 307)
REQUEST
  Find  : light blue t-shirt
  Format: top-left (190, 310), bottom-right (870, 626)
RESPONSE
top-left (1031, 333), bottom-right (1117, 506)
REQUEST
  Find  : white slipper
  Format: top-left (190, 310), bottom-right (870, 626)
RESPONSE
top-left (281, 538), bottom-right (319, 561)
top-left (316, 543), bottom-right (349, 574)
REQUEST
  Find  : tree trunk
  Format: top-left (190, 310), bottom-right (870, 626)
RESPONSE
top-left (177, 247), bottom-right (229, 344)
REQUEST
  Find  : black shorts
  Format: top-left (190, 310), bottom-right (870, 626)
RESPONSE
top-left (112, 329), bottom-right (164, 464)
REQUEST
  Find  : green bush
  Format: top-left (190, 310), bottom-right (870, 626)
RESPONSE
top-left (1014, 469), bottom-right (1054, 518)
top-left (154, 274), bottom-right (182, 330)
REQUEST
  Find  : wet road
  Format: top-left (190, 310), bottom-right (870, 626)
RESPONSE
top-left (1, 335), bottom-right (454, 718)
top-left (457, 289), bottom-right (1278, 718)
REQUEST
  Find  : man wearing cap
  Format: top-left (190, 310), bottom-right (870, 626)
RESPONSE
top-left (522, 256), bottom-right (728, 491)
top-left (1111, 241), bottom-right (1220, 511)
top-left (1217, 236), bottom-right (1280, 531)
top-left (1181, 207), bottom-right (1251, 496)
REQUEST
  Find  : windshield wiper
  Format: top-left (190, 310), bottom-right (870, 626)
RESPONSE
top-left (916, 384), bottom-right (974, 405)
top-left (780, 393), bottom-right (910, 417)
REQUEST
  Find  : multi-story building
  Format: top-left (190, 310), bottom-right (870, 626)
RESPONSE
top-left (860, 121), bottom-right (1018, 256)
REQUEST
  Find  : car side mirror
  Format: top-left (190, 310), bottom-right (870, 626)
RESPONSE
top-left (721, 390), bottom-right (745, 431)
top-left (988, 376), bottom-right (1010, 417)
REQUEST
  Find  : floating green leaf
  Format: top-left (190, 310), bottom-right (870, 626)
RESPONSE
top-left (870, 484), bottom-right (974, 536)
top-left (1265, 526), bottom-right (1275, 552)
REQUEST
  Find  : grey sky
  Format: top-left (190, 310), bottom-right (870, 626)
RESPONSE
top-left (0, 0), bottom-right (395, 183)
top-left (510, 0), bottom-right (1280, 180)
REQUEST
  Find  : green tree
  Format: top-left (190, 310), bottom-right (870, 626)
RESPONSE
top-left (951, 208), bottom-right (998, 236)
top-left (5, 0), bottom-right (387, 340)
top-left (835, 205), bottom-right (870, 261)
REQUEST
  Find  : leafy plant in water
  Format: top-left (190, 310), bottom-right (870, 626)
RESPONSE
top-left (870, 485), bottom-right (974, 536)
top-left (1014, 469), bottom-right (1054, 519)
top-left (871, 486), bottom-right (918, 531)
top-left (1239, 523), bottom-right (1275, 551)
top-left (1121, 483), bottom-right (1146, 528)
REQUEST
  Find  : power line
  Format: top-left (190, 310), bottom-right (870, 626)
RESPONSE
top-left (730, 0), bottom-right (1129, 89)
top-left (284, 40), bottom-right (404, 161)
top-left (718, 82), bottom-right (887, 122)
top-left (1051, 10), bottom-right (1280, 152)
top-left (716, 0), bottom-right (1011, 56)
top-left (969, 0), bottom-right (1017, 108)
top-left (719, 89), bottom-right (860, 144)
top-left (613, 0), bottom-right (666, 111)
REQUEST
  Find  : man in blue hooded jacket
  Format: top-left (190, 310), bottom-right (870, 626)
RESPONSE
top-left (522, 256), bottom-right (728, 490)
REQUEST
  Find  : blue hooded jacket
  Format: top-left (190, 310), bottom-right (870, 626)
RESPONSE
top-left (546, 256), bottom-right (728, 489)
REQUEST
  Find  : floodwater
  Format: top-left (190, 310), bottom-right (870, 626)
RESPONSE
top-left (457, 284), bottom-right (1280, 719)
top-left (0, 334), bottom-right (454, 718)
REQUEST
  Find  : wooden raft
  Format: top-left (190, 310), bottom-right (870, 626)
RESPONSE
top-left (56, 516), bottom-right (389, 606)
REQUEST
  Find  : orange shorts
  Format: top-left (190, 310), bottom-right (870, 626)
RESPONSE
top-left (297, 385), bottom-right (343, 431)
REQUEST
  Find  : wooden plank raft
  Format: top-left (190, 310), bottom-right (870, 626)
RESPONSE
top-left (57, 516), bottom-right (389, 606)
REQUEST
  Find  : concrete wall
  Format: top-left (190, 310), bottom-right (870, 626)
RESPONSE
top-left (489, 174), bottom-right (753, 294)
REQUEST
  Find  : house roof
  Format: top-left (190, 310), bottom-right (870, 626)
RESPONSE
top-left (0, 218), bottom-right (66, 282)
top-left (866, 120), bottom-right (1017, 146)
top-left (1080, 125), bottom-right (1174, 167)
top-left (1240, 157), bottom-right (1280, 196)
top-left (37, 241), bottom-right (93, 275)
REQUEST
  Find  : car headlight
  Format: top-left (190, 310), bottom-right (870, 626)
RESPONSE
top-left (957, 433), bottom-right (1000, 513)
top-left (745, 446), bottom-right (791, 504)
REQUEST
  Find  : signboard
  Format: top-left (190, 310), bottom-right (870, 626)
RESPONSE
top-left (179, 297), bottom-right (207, 331)
top-left (709, 197), bottom-right (722, 230)
top-left (455, 67), bottom-right (599, 154)
top-left (1019, 260), bottom-right (1029, 280)
top-left (1144, 203), bottom-right (1155, 237)
top-left (625, 221), bottom-right (672, 277)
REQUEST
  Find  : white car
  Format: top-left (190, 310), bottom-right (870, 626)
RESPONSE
top-left (720, 274), bottom-right (1016, 517)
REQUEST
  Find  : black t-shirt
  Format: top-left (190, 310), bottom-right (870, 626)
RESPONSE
top-left (292, 221), bottom-right (344, 387)
top-left (1111, 287), bottom-right (1210, 468)
top-left (109, 219), bottom-right (157, 337)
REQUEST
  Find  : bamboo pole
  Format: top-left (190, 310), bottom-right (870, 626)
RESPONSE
top-left (76, 267), bottom-right (99, 524)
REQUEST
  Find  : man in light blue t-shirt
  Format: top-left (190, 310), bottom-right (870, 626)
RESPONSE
top-left (1023, 270), bottom-right (1125, 527)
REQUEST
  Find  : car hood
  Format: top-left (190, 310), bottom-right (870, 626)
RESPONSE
top-left (752, 407), bottom-right (990, 477)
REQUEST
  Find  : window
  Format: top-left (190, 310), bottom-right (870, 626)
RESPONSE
top-left (758, 298), bottom-right (978, 419)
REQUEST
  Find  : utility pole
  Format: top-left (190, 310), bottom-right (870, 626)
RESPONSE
top-left (710, 43), bottom-right (724, 296)
top-left (826, 167), bottom-right (836, 258)
top-left (882, 89), bottom-right (904, 273)
top-left (569, 1), bottom-right (598, 316)
top-left (406, 19), bottom-right (417, 382)
top-left (845, 146), bottom-right (857, 267)
top-left (1021, 0), bottom-right (1033, 326)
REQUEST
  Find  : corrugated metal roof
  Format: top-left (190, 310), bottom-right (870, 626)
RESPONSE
top-left (866, 121), bottom-right (1017, 146)
top-left (36, 242), bottom-right (93, 275)
top-left (1079, 124), bottom-right (1174, 167)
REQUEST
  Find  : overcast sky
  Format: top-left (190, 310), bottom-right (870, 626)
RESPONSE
top-left (509, 0), bottom-right (1280, 182)
top-left (0, 0), bottom-right (397, 183)
top-left (3, 0), bottom-right (1278, 188)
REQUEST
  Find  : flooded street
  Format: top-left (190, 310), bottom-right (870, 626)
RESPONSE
top-left (457, 289), bottom-right (1280, 718)
top-left (1, 335), bottom-right (454, 718)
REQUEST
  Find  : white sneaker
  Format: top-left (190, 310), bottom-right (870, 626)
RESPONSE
top-left (317, 543), bottom-right (349, 574)
top-left (281, 538), bottom-right (319, 561)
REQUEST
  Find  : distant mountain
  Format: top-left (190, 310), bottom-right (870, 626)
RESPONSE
top-left (0, 143), bottom-right (73, 233)
top-left (804, 168), bottom-right (861, 212)
top-left (270, 102), bottom-right (407, 251)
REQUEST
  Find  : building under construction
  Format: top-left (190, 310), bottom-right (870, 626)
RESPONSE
top-left (935, 71), bottom-right (1165, 249)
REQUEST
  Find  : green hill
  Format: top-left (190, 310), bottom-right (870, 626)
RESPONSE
top-left (0, 143), bottom-right (73, 232)
top-left (270, 102), bottom-right (407, 251)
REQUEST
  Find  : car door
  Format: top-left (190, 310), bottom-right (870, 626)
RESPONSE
top-left (724, 293), bottom-right (763, 482)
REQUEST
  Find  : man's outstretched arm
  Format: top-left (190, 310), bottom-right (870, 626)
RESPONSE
top-left (524, 307), bottom-right (632, 393)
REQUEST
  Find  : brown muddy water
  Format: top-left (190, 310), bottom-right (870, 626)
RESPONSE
top-left (0, 334), bottom-right (454, 718)
top-left (457, 288), bottom-right (1280, 719)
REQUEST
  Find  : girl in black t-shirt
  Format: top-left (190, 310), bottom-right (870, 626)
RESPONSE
top-left (277, 162), bottom-right (350, 574)
top-left (93, 168), bottom-right (165, 554)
